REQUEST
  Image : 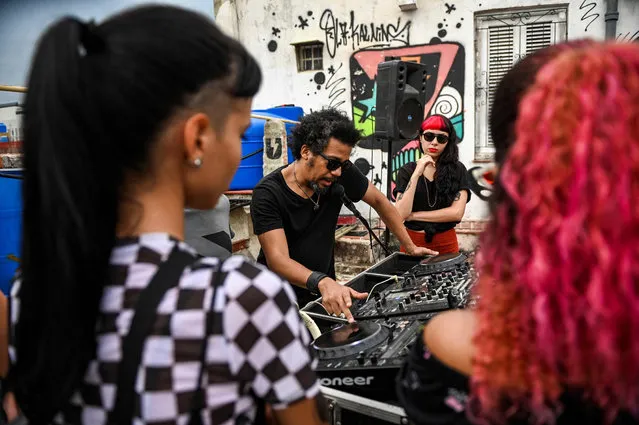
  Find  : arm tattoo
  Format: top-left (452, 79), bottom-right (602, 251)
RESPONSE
top-left (405, 181), bottom-right (412, 191)
top-left (454, 191), bottom-right (461, 201)
top-left (397, 192), bottom-right (404, 200)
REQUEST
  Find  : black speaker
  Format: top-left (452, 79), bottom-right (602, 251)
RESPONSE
top-left (374, 60), bottom-right (428, 140)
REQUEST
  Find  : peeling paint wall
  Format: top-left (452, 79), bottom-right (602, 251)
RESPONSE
top-left (217, 0), bottom-right (638, 222)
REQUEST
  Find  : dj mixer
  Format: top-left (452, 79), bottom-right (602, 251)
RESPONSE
top-left (301, 252), bottom-right (477, 404)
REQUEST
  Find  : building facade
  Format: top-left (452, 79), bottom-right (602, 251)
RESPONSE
top-left (215, 0), bottom-right (638, 245)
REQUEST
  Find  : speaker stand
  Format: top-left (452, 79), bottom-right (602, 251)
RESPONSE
top-left (383, 138), bottom-right (393, 251)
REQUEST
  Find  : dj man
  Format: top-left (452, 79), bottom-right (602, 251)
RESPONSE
top-left (250, 109), bottom-right (436, 322)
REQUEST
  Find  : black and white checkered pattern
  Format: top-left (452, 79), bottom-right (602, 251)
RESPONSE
top-left (10, 233), bottom-right (320, 424)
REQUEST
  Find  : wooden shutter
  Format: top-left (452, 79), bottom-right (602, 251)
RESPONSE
top-left (487, 26), bottom-right (515, 146)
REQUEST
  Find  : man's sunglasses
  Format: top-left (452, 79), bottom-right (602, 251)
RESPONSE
top-left (422, 132), bottom-right (449, 144)
top-left (318, 152), bottom-right (353, 171)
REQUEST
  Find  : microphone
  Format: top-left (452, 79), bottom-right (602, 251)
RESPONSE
top-left (334, 184), bottom-right (360, 218)
top-left (334, 184), bottom-right (391, 255)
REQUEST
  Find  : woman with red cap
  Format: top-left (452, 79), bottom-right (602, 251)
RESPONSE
top-left (393, 114), bottom-right (470, 254)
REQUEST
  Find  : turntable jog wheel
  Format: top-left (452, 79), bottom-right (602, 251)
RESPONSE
top-left (311, 322), bottom-right (389, 360)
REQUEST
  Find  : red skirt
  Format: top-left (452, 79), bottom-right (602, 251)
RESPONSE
top-left (400, 228), bottom-right (459, 255)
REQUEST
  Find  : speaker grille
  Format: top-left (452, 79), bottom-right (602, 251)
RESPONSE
top-left (397, 98), bottom-right (423, 140)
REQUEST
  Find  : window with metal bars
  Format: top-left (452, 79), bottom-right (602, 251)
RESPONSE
top-left (294, 42), bottom-right (324, 72)
top-left (474, 7), bottom-right (567, 161)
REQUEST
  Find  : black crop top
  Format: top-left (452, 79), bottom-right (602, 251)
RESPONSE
top-left (396, 338), bottom-right (639, 425)
top-left (393, 161), bottom-right (471, 239)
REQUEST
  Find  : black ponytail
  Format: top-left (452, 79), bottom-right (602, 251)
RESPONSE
top-left (13, 6), bottom-right (261, 423)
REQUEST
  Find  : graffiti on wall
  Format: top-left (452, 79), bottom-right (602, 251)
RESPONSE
top-left (350, 42), bottom-right (465, 147)
top-left (617, 30), bottom-right (639, 42)
top-left (319, 10), bottom-right (412, 58)
top-left (268, 5), bottom-right (468, 196)
top-left (579, 0), bottom-right (600, 32)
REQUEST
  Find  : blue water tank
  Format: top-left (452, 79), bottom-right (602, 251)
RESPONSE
top-left (0, 170), bottom-right (22, 294)
top-left (229, 106), bottom-right (303, 190)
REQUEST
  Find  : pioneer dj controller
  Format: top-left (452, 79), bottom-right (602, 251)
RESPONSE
top-left (312, 314), bottom-right (434, 402)
top-left (301, 252), bottom-right (477, 405)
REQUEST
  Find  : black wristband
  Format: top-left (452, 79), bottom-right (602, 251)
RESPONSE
top-left (306, 271), bottom-right (328, 295)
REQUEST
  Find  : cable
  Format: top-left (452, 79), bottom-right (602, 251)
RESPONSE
top-left (304, 300), bottom-right (329, 315)
top-left (0, 172), bottom-right (23, 180)
top-left (298, 310), bottom-right (322, 340)
top-left (365, 275), bottom-right (398, 303)
top-left (241, 147), bottom-right (264, 161)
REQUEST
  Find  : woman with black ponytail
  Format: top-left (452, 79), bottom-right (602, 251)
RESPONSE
top-left (6, 5), bottom-right (326, 425)
top-left (393, 115), bottom-right (471, 254)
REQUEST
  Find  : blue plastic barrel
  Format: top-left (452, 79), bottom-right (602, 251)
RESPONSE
top-left (229, 106), bottom-right (304, 190)
top-left (0, 169), bottom-right (22, 294)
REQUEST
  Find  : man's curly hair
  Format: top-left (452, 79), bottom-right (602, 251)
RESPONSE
top-left (290, 108), bottom-right (361, 159)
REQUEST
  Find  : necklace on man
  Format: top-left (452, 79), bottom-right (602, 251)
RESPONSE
top-left (423, 176), bottom-right (437, 208)
top-left (293, 162), bottom-right (320, 211)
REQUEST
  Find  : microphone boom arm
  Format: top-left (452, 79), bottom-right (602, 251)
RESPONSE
top-left (338, 186), bottom-right (391, 256)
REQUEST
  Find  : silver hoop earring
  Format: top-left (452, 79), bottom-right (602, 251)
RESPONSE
top-left (192, 157), bottom-right (203, 168)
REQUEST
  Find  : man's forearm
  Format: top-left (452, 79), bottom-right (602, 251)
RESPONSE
top-left (265, 255), bottom-right (313, 289)
top-left (374, 196), bottom-right (417, 249)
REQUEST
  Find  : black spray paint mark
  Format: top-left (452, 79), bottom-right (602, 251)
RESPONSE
top-left (445, 3), bottom-right (456, 14)
top-left (297, 16), bottom-right (309, 29)
top-left (617, 30), bottom-right (639, 42)
top-left (317, 85), bottom-right (321, 90)
top-left (325, 63), bottom-right (346, 108)
top-left (267, 40), bottom-right (278, 52)
top-left (579, 0), bottom-right (600, 32)
top-left (438, 23), bottom-right (443, 28)
top-left (314, 72), bottom-right (326, 85)
top-left (373, 174), bottom-right (382, 187)
top-left (354, 158), bottom-right (372, 174)
top-left (272, 27), bottom-right (281, 37)
top-left (272, 12), bottom-right (276, 16)
top-left (307, 11), bottom-right (313, 16)
top-left (430, 37), bottom-right (442, 44)
top-left (456, 23), bottom-right (462, 28)
top-left (438, 29), bottom-right (447, 38)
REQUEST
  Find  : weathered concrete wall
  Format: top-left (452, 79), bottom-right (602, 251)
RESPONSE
top-left (216, 0), bottom-right (637, 230)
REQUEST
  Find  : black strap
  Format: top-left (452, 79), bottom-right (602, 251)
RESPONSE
top-left (187, 259), bottom-right (226, 425)
top-left (109, 247), bottom-right (196, 425)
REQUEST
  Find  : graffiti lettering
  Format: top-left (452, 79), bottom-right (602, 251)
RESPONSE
top-left (319, 9), bottom-right (412, 58)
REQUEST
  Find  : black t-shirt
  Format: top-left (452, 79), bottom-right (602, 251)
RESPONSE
top-left (393, 161), bottom-right (471, 237)
top-left (251, 165), bottom-right (369, 306)
top-left (397, 337), bottom-right (639, 425)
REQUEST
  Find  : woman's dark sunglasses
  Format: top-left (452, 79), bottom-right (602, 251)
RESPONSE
top-left (318, 152), bottom-right (353, 171)
top-left (422, 132), bottom-right (449, 144)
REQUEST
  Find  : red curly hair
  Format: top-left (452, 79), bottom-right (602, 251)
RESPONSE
top-left (470, 42), bottom-right (639, 424)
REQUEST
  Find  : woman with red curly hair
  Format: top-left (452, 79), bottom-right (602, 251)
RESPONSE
top-left (394, 114), bottom-right (471, 254)
top-left (397, 41), bottom-right (639, 425)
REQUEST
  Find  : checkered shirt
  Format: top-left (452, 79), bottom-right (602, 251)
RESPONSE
top-left (10, 233), bottom-right (320, 424)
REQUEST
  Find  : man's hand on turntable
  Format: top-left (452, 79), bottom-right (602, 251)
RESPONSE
top-left (318, 278), bottom-right (368, 323)
top-left (404, 243), bottom-right (438, 257)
